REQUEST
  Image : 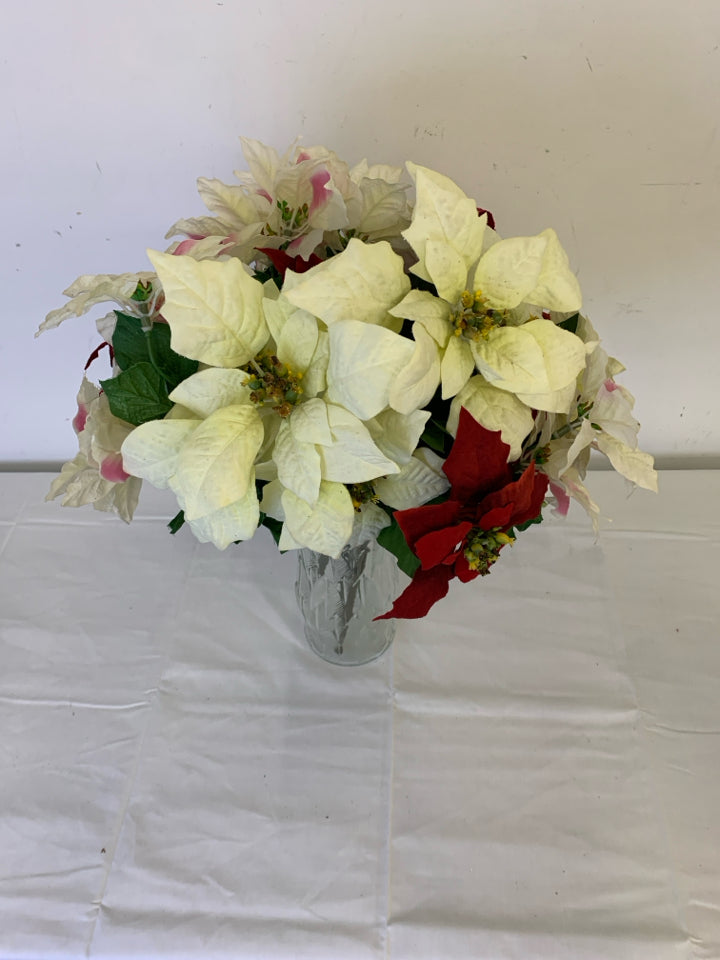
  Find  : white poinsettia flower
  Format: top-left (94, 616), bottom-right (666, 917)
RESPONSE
top-left (281, 238), bottom-right (437, 417)
top-left (121, 394), bottom-right (264, 550)
top-left (47, 377), bottom-right (141, 522)
top-left (120, 270), bottom-right (406, 552)
top-left (260, 396), bottom-right (400, 546)
top-left (390, 163), bottom-right (586, 410)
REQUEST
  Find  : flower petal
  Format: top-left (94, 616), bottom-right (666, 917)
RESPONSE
top-left (388, 323), bottom-right (441, 415)
top-left (374, 454), bottom-right (451, 510)
top-left (594, 435), bottom-right (658, 491)
top-left (273, 419), bottom-right (322, 505)
top-left (395, 499), bottom-right (462, 551)
top-left (282, 481), bottom-right (355, 557)
top-left (326, 320), bottom-right (415, 421)
top-left (169, 368), bottom-right (251, 419)
top-left (147, 250), bottom-right (268, 367)
top-left (424, 239), bottom-right (468, 305)
top-left (185, 482), bottom-right (260, 549)
top-left (442, 408), bottom-right (512, 502)
top-left (284, 238), bottom-right (410, 328)
top-left (440, 334), bottom-right (475, 400)
top-left (389, 290), bottom-right (451, 347)
top-left (473, 235), bottom-right (547, 310)
top-left (477, 463), bottom-right (548, 530)
top-left (121, 418), bottom-right (199, 489)
top-left (448, 376), bottom-right (534, 461)
top-left (320, 404), bottom-right (399, 483)
top-left (172, 404), bottom-right (264, 520)
top-left (375, 565), bottom-right (454, 620)
top-left (289, 397), bottom-right (333, 446)
top-left (403, 163), bottom-right (485, 282)
top-left (526, 228), bottom-right (582, 311)
top-left (366, 408), bottom-right (430, 465)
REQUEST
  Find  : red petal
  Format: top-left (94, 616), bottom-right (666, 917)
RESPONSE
top-left (443, 408), bottom-right (512, 502)
top-left (84, 341), bottom-right (113, 371)
top-left (415, 521), bottom-right (473, 570)
top-left (476, 207), bottom-right (496, 230)
top-left (511, 469), bottom-right (549, 528)
top-left (395, 500), bottom-right (462, 551)
top-left (477, 503), bottom-right (514, 531)
top-left (477, 462), bottom-right (546, 530)
top-left (256, 247), bottom-right (323, 280)
top-left (374, 566), bottom-right (454, 620)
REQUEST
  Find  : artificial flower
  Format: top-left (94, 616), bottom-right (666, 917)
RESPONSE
top-left (389, 163), bottom-right (587, 412)
top-left (377, 408), bottom-right (548, 619)
top-left (46, 377), bottom-right (141, 522)
top-left (165, 137), bottom-right (412, 267)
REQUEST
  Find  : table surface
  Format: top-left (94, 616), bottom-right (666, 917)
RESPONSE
top-left (1, 471), bottom-right (718, 960)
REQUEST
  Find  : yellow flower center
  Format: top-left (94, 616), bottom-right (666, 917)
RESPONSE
top-left (463, 526), bottom-right (515, 573)
top-left (347, 482), bottom-right (379, 512)
top-left (242, 353), bottom-right (304, 418)
top-left (452, 289), bottom-right (506, 341)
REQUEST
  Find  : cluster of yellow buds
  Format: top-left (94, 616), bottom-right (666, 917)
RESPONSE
top-left (243, 353), bottom-right (303, 418)
top-left (347, 482), bottom-right (379, 512)
top-left (463, 526), bottom-right (516, 573)
top-left (452, 289), bottom-right (506, 341)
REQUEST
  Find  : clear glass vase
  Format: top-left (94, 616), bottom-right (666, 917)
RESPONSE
top-left (295, 539), bottom-right (403, 665)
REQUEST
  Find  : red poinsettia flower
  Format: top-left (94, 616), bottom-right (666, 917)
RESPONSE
top-left (377, 408), bottom-right (548, 620)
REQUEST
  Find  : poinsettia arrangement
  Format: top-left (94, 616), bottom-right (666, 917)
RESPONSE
top-left (38, 137), bottom-right (656, 618)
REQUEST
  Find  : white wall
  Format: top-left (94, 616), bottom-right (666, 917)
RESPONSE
top-left (3, 0), bottom-right (718, 465)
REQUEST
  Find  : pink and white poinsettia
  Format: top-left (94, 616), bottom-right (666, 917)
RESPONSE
top-left (165, 137), bottom-right (411, 265)
top-left (532, 315), bottom-right (657, 527)
top-left (46, 377), bottom-right (141, 522)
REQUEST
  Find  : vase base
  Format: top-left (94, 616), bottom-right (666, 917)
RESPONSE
top-left (303, 619), bottom-right (396, 666)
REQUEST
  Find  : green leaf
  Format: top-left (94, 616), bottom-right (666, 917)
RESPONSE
top-left (111, 313), bottom-right (199, 391)
top-left (377, 513), bottom-right (421, 579)
top-left (131, 280), bottom-right (153, 302)
top-left (261, 514), bottom-right (284, 547)
top-left (252, 263), bottom-right (283, 286)
top-left (148, 322), bottom-right (199, 389)
top-left (100, 362), bottom-right (172, 426)
top-left (510, 511), bottom-right (544, 535)
top-left (421, 418), bottom-right (449, 455)
top-left (168, 510), bottom-right (185, 534)
top-left (557, 313), bottom-right (579, 334)
top-left (112, 312), bottom-right (149, 371)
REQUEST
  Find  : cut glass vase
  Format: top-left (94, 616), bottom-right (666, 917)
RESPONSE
top-left (295, 539), bottom-right (402, 665)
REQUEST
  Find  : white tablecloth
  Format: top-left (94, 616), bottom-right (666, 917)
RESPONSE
top-left (1, 471), bottom-right (718, 959)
